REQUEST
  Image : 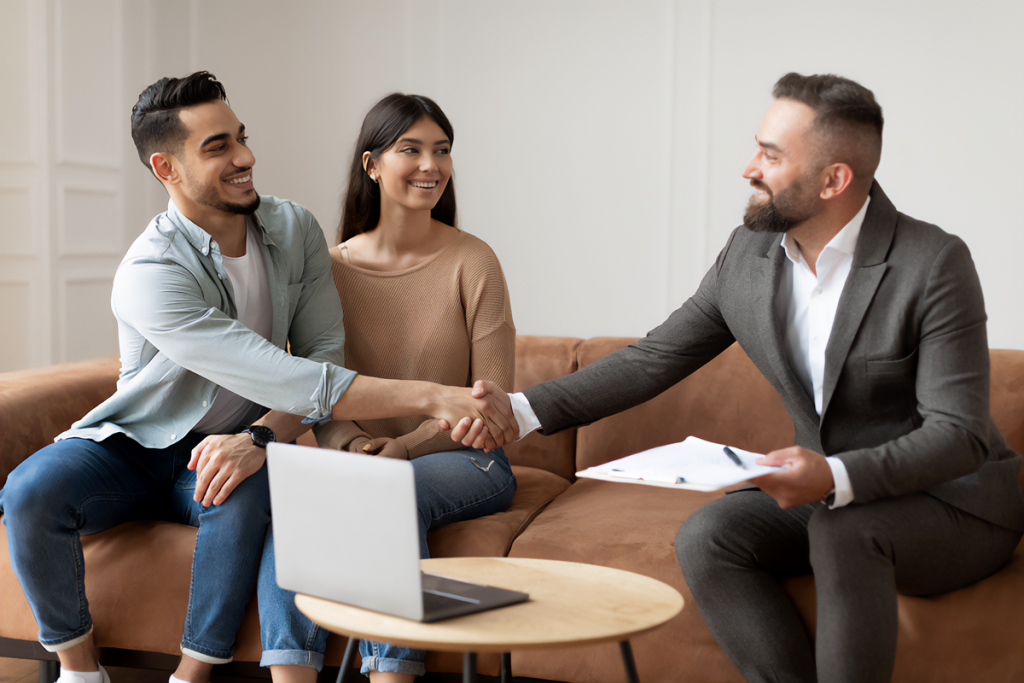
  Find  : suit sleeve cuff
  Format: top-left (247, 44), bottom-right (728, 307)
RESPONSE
top-left (508, 392), bottom-right (541, 441)
top-left (825, 456), bottom-right (855, 508)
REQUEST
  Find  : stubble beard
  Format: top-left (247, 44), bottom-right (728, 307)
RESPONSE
top-left (185, 166), bottom-right (261, 216)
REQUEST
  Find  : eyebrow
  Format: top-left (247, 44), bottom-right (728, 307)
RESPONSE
top-left (200, 124), bottom-right (246, 149)
top-left (755, 136), bottom-right (782, 153)
top-left (397, 137), bottom-right (451, 146)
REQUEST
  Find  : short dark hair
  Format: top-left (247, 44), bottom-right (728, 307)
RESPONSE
top-left (773, 72), bottom-right (883, 189)
top-left (131, 71), bottom-right (228, 174)
top-left (339, 94), bottom-right (457, 243)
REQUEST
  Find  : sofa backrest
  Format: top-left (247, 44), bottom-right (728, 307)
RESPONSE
top-left (503, 336), bottom-right (582, 482)
top-left (0, 357), bottom-right (121, 486)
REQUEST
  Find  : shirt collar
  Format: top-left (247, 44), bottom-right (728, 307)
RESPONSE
top-left (166, 197), bottom-right (272, 253)
top-left (780, 195), bottom-right (871, 268)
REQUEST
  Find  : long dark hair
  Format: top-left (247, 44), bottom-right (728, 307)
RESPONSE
top-left (338, 94), bottom-right (457, 244)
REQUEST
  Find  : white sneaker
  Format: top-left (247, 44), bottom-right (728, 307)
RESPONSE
top-left (55, 665), bottom-right (110, 683)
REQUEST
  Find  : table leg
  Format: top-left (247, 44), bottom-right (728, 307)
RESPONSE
top-left (462, 651), bottom-right (478, 683)
top-left (619, 640), bottom-right (640, 683)
top-left (336, 637), bottom-right (360, 683)
top-left (500, 652), bottom-right (511, 683)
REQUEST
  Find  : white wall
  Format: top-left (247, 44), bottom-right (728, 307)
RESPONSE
top-left (2, 0), bottom-right (1021, 374)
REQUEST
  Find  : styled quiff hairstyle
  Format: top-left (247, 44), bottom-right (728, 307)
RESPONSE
top-left (130, 71), bottom-right (228, 175)
top-left (773, 72), bottom-right (884, 190)
top-left (339, 93), bottom-right (457, 244)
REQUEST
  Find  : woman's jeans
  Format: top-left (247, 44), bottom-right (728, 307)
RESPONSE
top-left (0, 434), bottom-right (271, 663)
top-left (258, 447), bottom-right (516, 676)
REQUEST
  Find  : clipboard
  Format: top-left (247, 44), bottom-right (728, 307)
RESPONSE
top-left (575, 436), bottom-right (782, 491)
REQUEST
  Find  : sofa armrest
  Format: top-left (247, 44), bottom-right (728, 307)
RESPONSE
top-left (0, 357), bottom-right (120, 486)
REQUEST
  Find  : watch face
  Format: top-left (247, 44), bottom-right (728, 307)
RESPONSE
top-left (246, 425), bottom-right (276, 448)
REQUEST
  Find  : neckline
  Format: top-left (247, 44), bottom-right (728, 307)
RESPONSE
top-left (335, 229), bottom-right (466, 276)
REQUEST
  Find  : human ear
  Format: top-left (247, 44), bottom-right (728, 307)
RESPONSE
top-left (362, 151), bottom-right (379, 183)
top-left (820, 162), bottom-right (854, 199)
top-left (150, 153), bottom-right (180, 185)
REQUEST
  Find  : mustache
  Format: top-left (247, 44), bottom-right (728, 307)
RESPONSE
top-left (749, 180), bottom-right (772, 196)
top-left (222, 166), bottom-right (252, 179)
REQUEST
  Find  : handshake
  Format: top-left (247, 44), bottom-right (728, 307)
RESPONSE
top-left (436, 380), bottom-right (520, 452)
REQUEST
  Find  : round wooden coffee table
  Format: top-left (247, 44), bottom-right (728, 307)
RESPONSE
top-left (295, 556), bottom-right (683, 683)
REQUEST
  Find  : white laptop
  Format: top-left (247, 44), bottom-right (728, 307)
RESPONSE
top-left (266, 442), bottom-right (529, 622)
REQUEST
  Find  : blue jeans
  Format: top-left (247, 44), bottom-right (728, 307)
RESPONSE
top-left (258, 447), bottom-right (516, 675)
top-left (0, 434), bottom-right (271, 663)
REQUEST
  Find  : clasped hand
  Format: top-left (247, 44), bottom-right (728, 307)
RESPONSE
top-left (748, 446), bottom-right (835, 509)
top-left (188, 433), bottom-right (266, 506)
top-left (437, 380), bottom-right (519, 452)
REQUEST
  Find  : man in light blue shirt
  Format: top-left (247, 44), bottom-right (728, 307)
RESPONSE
top-left (0, 72), bottom-right (513, 683)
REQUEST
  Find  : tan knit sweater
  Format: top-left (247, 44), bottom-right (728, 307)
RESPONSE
top-left (314, 230), bottom-right (516, 457)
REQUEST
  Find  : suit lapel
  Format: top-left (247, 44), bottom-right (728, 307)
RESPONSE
top-left (751, 236), bottom-right (818, 421)
top-left (820, 182), bottom-right (897, 420)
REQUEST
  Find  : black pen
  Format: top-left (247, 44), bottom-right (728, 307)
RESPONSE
top-left (723, 446), bottom-right (747, 469)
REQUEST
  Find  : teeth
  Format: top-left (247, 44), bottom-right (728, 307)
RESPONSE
top-left (411, 181), bottom-right (437, 188)
top-left (227, 174), bottom-right (251, 184)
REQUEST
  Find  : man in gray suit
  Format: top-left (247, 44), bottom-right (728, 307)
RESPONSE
top-left (456, 73), bottom-right (1024, 682)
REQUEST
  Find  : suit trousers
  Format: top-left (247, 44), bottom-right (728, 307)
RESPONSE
top-left (675, 489), bottom-right (1021, 683)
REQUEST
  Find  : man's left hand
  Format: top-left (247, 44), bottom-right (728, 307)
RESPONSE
top-left (188, 433), bottom-right (266, 506)
top-left (748, 446), bottom-right (834, 509)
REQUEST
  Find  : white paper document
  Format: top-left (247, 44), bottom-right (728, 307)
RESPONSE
top-left (576, 436), bottom-right (783, 491)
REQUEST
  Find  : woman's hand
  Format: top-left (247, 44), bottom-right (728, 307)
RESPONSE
top-left (344, 436), bottom-right (373, 453)
top-left (360, 437), bottom-right (409, 460)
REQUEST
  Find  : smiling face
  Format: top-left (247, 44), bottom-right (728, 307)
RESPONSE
top-left (741, 98), bottom-right (824, 233)
top-left (368, 115), bottom-right (452, 214)
top-left (174, 100), bottom-right (259, 218)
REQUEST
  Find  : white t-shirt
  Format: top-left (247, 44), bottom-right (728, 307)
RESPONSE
top-left (193, 221), bottom-right (273, 434)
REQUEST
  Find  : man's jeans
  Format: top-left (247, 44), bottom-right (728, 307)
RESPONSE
top-left (258, 447), bottom-right (516, 676)
top-left (0, 434), bottom-right (271, 663)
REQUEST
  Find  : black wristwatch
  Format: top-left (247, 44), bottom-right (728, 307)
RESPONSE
top-left (242, 425), bottom-right (276, 448)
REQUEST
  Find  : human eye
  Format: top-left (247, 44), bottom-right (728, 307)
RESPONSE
top-left (436, 146), bottom-right (450, 155)
top-left (237, 135), bottom-right (249, 145)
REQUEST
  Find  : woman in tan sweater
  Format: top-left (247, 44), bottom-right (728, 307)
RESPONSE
top-left (257, 94), bottom-right (517, 683)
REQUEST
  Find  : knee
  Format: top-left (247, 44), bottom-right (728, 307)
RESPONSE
top-left (2, 457), bottom-right (71, 524)
top-left (675, 505), bottom-right (728, 577)
top-left (217, 465), bottom-right (271, 518)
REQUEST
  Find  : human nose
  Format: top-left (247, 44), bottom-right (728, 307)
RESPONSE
top-left (742, 149), bottom-right (762, 180)
top-left (236, 142), bottom-right (256, 170)
top-left (419, 153), bottom-right (437, 173)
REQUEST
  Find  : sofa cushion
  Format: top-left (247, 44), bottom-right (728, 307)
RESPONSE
top-left (0, 464), bottom-right (568, 672)
top-left (508, 479), bottom-right (1024, 683)
top-left (990, 349), bottom-right (1024, 490)
top-left (574, 340), bottom-right (795, 472)
top-left (507, 479), bottom-right (736, 682)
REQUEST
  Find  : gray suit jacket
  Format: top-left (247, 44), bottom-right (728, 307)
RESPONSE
top-left (525, 183), bottom-right (1024, 532)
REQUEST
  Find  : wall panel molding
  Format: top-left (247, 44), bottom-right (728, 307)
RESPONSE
top-left (53, 0), bottom-right (121, 170)
top-left (57, 183), bottom-right (122, 256)
top-left (58, 276), bottom-right (117, 363)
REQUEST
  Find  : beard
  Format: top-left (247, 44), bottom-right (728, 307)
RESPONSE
top-left (184, 166), bottom-right (261, 216)
top-left (743, 175), bottom-right (820, 234)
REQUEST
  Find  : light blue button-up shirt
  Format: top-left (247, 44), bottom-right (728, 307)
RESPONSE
top-left (59, 196), bottom-right (356, 448)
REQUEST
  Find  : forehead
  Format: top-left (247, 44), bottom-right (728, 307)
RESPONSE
top-left (756, 98), bottom-right (817, 155)
top-left (177, 100), bottom-right (240, 147)
top-left (394, 115), bottom-right (448, 143)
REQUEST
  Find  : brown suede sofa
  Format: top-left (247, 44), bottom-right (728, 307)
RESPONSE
top-left (2, 336), bottom-right (1023, 682)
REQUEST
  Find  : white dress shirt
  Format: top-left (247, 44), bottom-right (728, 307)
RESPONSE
top-left (508, 197), bottom-right (871, 508)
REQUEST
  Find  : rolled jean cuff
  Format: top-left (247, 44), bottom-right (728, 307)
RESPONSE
top-left (40, 626), bottom-right (92, 652)
top-left (360, 655), bottom-right (426, 677)
top-left (180, 644), bottom-right (233, 665)
top-left (260, 648), bottom-right (324, 671)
